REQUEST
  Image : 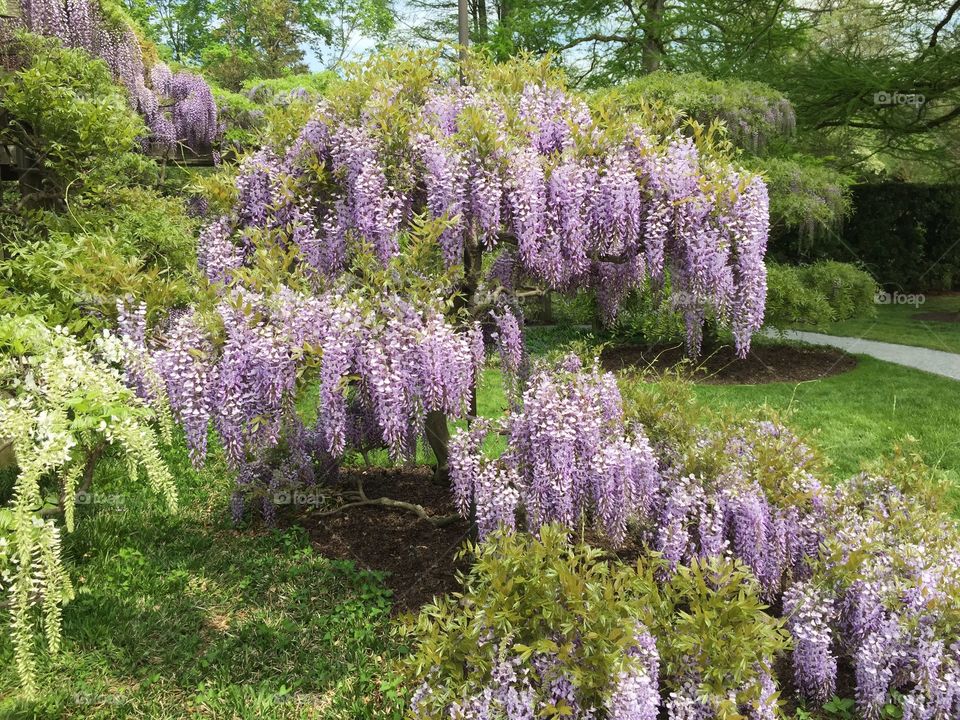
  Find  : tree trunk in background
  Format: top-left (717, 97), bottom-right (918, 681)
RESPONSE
top-left (641, 0), bottom-right (665, 73)
top-left (475, 0), bottom-right (488, 42)
top-left (539, 290), bottom-right (553, 325)
top-left (424, 411), bottom-right (450, 484)
top-left (430, 234), bottom-right (484, 484)
top-left (16, 145), bottom-right (54, 211)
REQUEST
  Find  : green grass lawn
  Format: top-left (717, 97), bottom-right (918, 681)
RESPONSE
top-left (786, 293), bottom-right (960, 353)
top-left (0, 443), bottom-right (404, 720)
top-left (689, 355), bottom-right (960, 485)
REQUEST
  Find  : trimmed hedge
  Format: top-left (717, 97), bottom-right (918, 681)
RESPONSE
top-left (773, 182), bottom-right (960, 291)
top-left (764, 261), bottom-right (877, 329)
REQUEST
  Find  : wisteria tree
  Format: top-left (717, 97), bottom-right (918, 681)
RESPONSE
top-left (16, 0), bottom-right (220, 152)
top-left (128, 50), bottom-right (769, 522)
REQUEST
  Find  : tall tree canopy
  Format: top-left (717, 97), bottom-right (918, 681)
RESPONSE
top-left (404, 0), bottom-right (807, 84)
top-left (122, 0), bottom-right (395, 87)
top-left (401, 0), bottom-right (959, 178)
top-left (780, 0), bottom-right (960, 179)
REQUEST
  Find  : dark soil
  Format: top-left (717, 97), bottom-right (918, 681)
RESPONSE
top-left (601, 342), bottom-right (857, 384)
top-left (293, 467), bottom-right (473, 613)
top-left (913, 310), bottom-right (960, 323)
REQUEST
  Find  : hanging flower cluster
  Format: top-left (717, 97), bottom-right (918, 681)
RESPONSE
top-left (646, 421), bottom-right (826, 595)
top-left (449, 361), bottom-right (960, 716)
top-left (202, 61), bottom-right (768, 357)
top-left (0, 315), bottom-right (176, 693)
top-left (315, 293), bottom-right (484, 461)
top-left (21, 0), bottom-right (219, 151)
top-left (450, 354), bottom-right (660, 544)
top-left (491, 305), bottom-right (524, 376)
top-left (785, 475), bottom-right (960, 717)
top-left (122, 284), bottom-right (485, 519)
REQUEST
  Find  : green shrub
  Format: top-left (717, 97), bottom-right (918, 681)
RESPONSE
top-left (241, 72), bottom-right (335, 103)
top-left (0, 187), bottom-right (199, 338)
top-left (403, 526), bottom-right (789, 718)
top-left (801, 260), bottom-right (877, 322)
top-left (0, 33), bottom-right (155, 199)
top-left (599, 72), bottom-right (796, 152)
top-left (764, 261), bottom-right (876, 328)
top-left (403, 527), bottom-right (649, 717)
top-left (545, 290), bottom-right (595, 326)
top-left (611, 282), bottom-right (691, 344)
top-left (617, 370), bottom-right (713, 450)
top-left (764, 262), bottom-right (836, 328)
top-left (657, 557), bottom-right (791, 711)
top-left (0, 34), bottom-right (200, 338)
top-left (211, 86), bottom-right (265, 151)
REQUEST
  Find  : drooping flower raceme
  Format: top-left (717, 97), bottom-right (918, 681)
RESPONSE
top-left (783, 581), bottom-right (838, 703)
top-left (23, 5), bottom-right (219, 151)
top-left (134, 284), bottom-right (485, 514)
top-left (450, 355), bottom-right (660, 544)
top-left (0, 315), bottom-right (176, 693)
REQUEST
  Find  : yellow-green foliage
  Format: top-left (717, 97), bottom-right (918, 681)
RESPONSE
top-left (751, 156), bottom-right (853, 239)
top-left (403, 526), bottom-right (664, 717)
top-left (765, 260), bottom-right (877, 328)
top-left (403, 526), bottom-right (789, 718)
top-left (0, 315), bottom-right (177, 694)
top-left (0, 187), bottom-right (199, 339)
top-left (600, 72), bottom-right (793, 141)
top-left (0, 33), bottom-right (152, 195)
top-left (0, 36), bottom-right (199, 338)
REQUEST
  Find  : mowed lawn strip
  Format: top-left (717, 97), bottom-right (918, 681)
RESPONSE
top-left (787, 294), bottom-right (960, 354)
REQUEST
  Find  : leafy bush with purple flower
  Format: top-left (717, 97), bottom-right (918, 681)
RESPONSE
top-left (403, 526), bottom-right (789, 720)
top-left (88, 49), bottom-right (960, 719)
top-left (16, 0), bottom-right (220, 152)
top-left (118, 50), bottom-right (773, 524)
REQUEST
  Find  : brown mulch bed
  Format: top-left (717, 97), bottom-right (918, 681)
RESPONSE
top-left (294, 467), bottom-right (473, 613)
top-left (913, 311), bottom-right (960, 323)
top-left (601, 342), bottom-right (857, 384)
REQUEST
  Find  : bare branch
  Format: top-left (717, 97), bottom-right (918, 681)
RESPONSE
top-left (929, 0), bottom-right (960, 49)
top-left (308, 496), bottom-right (461, 526)
top-left (815, 104), bottom-right (960, 133)
top-left (555, 32), bottom-right (636, 53)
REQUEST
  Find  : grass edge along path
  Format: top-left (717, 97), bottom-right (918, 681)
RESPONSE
top-left (688, 355), bottom-right (960, 487)
top-left (785, 294), bottom-right (960, 355)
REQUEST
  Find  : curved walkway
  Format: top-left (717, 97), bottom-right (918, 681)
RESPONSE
top-left (771, 330), bottom-right (960, 381)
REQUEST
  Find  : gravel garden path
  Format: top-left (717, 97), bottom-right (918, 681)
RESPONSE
top-left (773, 330), bottom-right (960, 381)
